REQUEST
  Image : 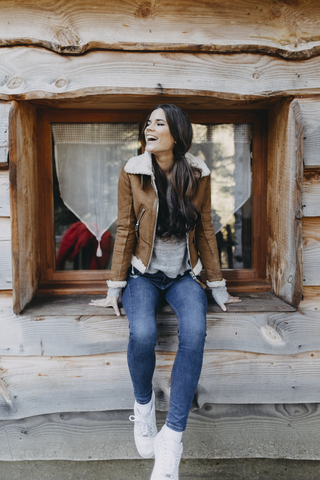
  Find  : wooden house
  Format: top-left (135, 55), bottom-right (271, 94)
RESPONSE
top-left (0, 0), bottom-right (320, 461)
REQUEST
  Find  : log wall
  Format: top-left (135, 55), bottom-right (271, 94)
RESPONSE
top-left (0, 3), bottom-right (320, 460)
top-left (0, 0), bottom-right (320, 59)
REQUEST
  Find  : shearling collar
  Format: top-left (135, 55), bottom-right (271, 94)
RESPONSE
top-left (124, 151), bottom-right (210, 177)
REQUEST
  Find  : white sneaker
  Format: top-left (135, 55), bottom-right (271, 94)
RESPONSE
top-left (150, 426), bottom-right (183, 480)
top-left (129, 390), bottom-right (157, 458)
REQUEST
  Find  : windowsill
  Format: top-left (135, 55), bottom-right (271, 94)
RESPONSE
top-left (22, 292), bottom-right (295, 316)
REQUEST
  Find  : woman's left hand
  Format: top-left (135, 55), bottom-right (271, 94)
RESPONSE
top-left (219, 294), bottom-right (241, 312)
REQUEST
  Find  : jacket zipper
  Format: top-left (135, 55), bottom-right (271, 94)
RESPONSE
top-left (135, 207), bottom-right (146, 239)
top-left (146, 175), bottom-right (159, 270)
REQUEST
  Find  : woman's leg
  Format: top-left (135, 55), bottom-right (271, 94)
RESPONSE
top-left (164, 273), bottom-right (207, 432)
top-left (122, 273), bottom-right (162, 404)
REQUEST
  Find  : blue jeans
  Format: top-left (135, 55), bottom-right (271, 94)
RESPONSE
top-left (122, 268), bottom-right (207, 432)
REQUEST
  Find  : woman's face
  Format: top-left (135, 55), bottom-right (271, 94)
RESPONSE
top-left (144, 108), bottom-right (175, 157)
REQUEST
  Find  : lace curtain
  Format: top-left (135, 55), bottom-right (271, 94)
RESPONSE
top-left (52, 123), bottom-right (140, 256)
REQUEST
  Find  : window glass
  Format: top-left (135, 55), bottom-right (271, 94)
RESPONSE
top-left (52, 123), bottom-right (140, 271)
top-left (51, 121), bottom-right (252, 272)
top-left (190, 124), bottom-right (253, 269)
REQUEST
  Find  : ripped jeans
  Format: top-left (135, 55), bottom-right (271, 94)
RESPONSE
top-left (122, 268), bottom-right (207, 432)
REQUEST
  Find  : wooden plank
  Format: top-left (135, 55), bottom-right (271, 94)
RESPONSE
top-left (0, 217), bottom-right (12, 290)
top-left (0, 350), bottom-right (320, 420)
top-left (1, 0), bottom-right (320, 59)
top-left (1, 307), bottom-right (320, 357)
top-left (302, 217), bottom-right (320, 285)
top-left (4, 49), bottom-right (320, 101)
top-left (0, 102), bottom-right (11, 166)
top-left (300, 285), bottom-right (320, 312)
top-left (1, 403), bottom-right (320, 460)
top-left (298, 99), bottom-right (320, 167)
top-left (0, 170), bottom-right (10, 216)
top-left (266, 99), bottom-right (303, 306)
top-left (302, 169), bottom-right (320, 216)
top-left (23, 293), bottom-right (294, 316)
top-left (9, 101), bottom-right (40, 313)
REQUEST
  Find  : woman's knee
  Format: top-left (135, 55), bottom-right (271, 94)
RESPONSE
top-left (179, 322), bottom-right (206, 350)
top-left (129, 322), bottom-right (157, 348)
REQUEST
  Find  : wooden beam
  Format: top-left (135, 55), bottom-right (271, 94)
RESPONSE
top-left (0, 102), bottom-right (11, 166)
top-left (302, 217), bottom-right (320, 286)
top-left (2, 307), bottom-right (320, 357)
top-left (3, 49), bottom-right (320, 102)
top-left (298, 99), bottom-right (320, 167)
top-left (9, 101), bottom-right (40, 313)
top-left (0, 171), bottom-right (10, 216)
top-left (303, 169), bottom-right (320, 217)
top-left (1, 404), bottom-right (320, 460)
top-left (0, 217), bottom-right (12, 290)
top-left (0, 350), bottom-right (320, 420)
top-left (267, 99), bottom-right (303, 306)
top-left (1, 0), bottom-right (320, 59)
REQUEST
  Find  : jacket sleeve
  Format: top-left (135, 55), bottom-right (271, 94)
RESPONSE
top-left (108, 165), bottom-right (137, 287)
top-left (195, 174), bottom-right (224, 283)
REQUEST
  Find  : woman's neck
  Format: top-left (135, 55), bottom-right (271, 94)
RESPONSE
top-left (154, 152), bottom-right (175, 180)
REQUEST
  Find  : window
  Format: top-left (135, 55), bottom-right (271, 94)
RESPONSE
top-left (37, 109), bottom-right (268, 294)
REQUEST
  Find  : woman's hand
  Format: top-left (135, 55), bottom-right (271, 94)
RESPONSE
top-left (219, 294), bottom-right (241, 312)
top-left (89, 295), bottom-right (121, 317)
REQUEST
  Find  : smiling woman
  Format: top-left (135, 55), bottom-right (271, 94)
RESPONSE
top-left (36, 106), bottom-right (267, 296)
top-left (89, 103), bottom-right (242, 480)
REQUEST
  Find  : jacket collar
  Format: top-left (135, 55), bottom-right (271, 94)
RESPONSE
top-left (124, 151), bottom-right (210, 177)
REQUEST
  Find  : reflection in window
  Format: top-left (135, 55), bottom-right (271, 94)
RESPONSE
top-left (190, 124), bottom-right (253, 269)
top-left (52, 121), bottom-right (252, 272)
top-left (52, 123), bottom-right (140, 271)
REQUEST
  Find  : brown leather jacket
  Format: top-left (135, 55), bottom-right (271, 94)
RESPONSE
top-left (108, 151), bottom-right (223, 290)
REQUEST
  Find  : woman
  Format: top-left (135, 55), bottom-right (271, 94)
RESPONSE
top-left (90, 104), bottom-right (240, 480)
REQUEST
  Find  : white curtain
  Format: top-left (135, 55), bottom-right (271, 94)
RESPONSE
top-left (52, 123), bottom-right (140, 256)
top-left (190, 123), bottom-right (252, 233)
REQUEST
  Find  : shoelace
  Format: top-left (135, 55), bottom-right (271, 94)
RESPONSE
top-left (129, 413), bottom-right (153, 436)
top-left (159, 437), bottom-right (180, 478)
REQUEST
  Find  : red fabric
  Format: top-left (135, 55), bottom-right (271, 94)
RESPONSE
top-left (56, 222), bottom-right (113, 270)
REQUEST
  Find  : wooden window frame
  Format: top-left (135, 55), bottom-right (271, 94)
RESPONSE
top-left (36, 108), bottom-right (268, 295)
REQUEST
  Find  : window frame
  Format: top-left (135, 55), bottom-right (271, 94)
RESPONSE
top-left (37, 108), bottom-right (268, 294)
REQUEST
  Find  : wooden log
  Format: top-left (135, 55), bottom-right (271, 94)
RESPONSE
top-left (9, 101), bottom-right (40, 313)
top-left (302, 217), bottom-right (320, 285)
top-left (1, 0), bottom-right (320, 59)
top-left (0, 171), bottom-right (10, 216)
top-left (1, 403), bottom-right (320, 460)
top-left (302, 169), bottom-right (320, 216)
top-left (0, 102), bottom-right (11, 166)
top-left (0, 350), bottom-right (320, 420)
top-left (1, 304), bottom-right (320, 357)
top-left (297, 99), bottom-right (320, 167)
top-left (4, 49), bottom-right (320, 101)
top-left (299, 285), bottom-right (320, 312)
top-left (266, 99), bottom-right (303, 306)
top-left (0, 217), bottom-right (12, 290)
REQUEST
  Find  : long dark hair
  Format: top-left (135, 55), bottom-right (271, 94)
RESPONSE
top-left (141, 104), bottom-right (201, 237)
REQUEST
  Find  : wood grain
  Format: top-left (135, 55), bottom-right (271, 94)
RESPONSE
top-left (0, 102), bottom-right (11, 166)
top-left (0, 171), bottom-right (10, 216)
top-left (3, 49), bottom-right (320, 101)
top-left (0, 350), bottom-right (320, 420)
top-left (302, 217), bottom-right (320, 285)
top-left (2, 308), bottom-right (320, 358)
top-left (1, 403), bottom-right (320, 460)
top-left (303, 169), bottom-right (320, 216)
top-left (1, 0), bottom-right (320, 59)
top-left (9, 101), bottom-right (40, 313)
top-left (0, 217), bottom-right (12, 290)
top-left (267, 100), bottom-right (302, 305)
top-left (298, 99), bottom-right (320, 167)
